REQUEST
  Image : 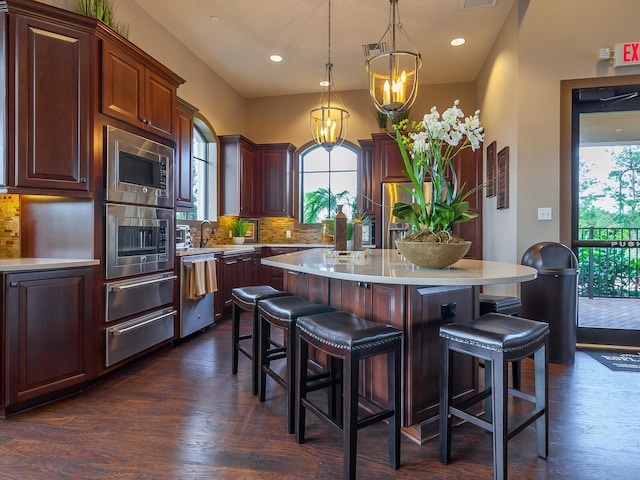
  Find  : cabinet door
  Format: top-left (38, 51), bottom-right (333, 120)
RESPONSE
top-left (374, 133), bottom-right (408, 182)
top-left (239, 145), bottom-right (256, 216)
top-left (221, 255), bottom-right (239, 311)
top-left (144, 68), bottom-right (177, 138)
top-left (5, 268), bottom-right (93, 405)
top-left (220, 136), bottom-right (257, 216)
top-left (175, 98), bottom-right (197, 209)
top-left (259, 144), bottom-right (294, 217)
top-left (12, 15), bottom-right (91, 191)
top-left (102, 40), bottom-right (145, 130)
top-left (358, 139), bottom-right (380, 247)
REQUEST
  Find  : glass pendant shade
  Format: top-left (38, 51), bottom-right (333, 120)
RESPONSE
top-left (310, 64), bottom-right (349, 151)
top-left (310, 0), bottom-right (349, 152)
top-left (366, 0), bottom-right (422, 121)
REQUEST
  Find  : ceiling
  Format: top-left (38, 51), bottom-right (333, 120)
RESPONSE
top-left (131, 0), bottom-right (515, 99)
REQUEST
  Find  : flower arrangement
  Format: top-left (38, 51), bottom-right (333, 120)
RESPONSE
top-left (392, 100), bottom-right (485, 243)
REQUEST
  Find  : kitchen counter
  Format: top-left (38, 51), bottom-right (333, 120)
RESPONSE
top-left (261, 248), bottom-right (537, 286)
top-left (0, 258), bottom-right (100, 272)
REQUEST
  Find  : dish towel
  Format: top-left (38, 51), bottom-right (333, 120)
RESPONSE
top-left (187, 259), bottom-right (207, 299)
top-left (204, 257), bottom-right (218, 293)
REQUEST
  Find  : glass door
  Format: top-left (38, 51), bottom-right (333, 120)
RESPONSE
top-left (572, 85), bottom-right (640, 346)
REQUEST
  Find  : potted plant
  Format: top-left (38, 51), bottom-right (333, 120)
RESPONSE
top-left (230, 218), bottom-right (249, 245)
top-left (73, 0), bottom-right (129, 38)
top-left (392, 100), bottom-right (486, 268)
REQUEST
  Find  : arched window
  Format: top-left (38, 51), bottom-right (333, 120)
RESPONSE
top-left (299, 143), bottom-right (359, 224)
top-left (177, 116), bottom-right (217, 221)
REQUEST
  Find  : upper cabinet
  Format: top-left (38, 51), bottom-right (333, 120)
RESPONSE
top-left (101, 38), bottom-right (182, 140)
top-left (219, 135), bottom-right (296, 218)
top-left (220, 135), bottom-right (257, 216)
top-left (4, 10), bottom-right (93, 192)
top-left (175, 98), bottom-right (198, 209)
top-left (258, 143), bottom-right (295, 217)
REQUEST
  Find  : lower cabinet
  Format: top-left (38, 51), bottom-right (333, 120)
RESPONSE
top-left (220, 250), bottom-right (256, 314)
top-left (261, 247), bottom-right (298, 289)
top-left (3, 267), bottom-right (93, 414)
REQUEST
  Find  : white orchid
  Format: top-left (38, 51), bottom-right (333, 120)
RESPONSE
top-left (392, 100), bottom-right (486, 236)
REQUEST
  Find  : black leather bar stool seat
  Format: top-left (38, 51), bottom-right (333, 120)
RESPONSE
top-left (479, 294), bottom-right (523, 389)
top-left (257, 295), bottom-right (336, 434)
top-left (231, 286), bottom-right (291, 395)
top-left (295, 311), bottom-right (403, 480)
top-left (439, 313), bottom-right (550, 480)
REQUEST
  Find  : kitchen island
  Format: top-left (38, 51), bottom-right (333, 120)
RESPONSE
top-left (262, 248), bottom-right (536, 444)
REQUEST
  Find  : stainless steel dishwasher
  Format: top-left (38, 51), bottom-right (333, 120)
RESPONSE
top-left (179, 253), bottom-right (217, 338)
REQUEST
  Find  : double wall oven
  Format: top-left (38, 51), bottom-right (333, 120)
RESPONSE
top-left (103, 126), bottom-right (177, 367)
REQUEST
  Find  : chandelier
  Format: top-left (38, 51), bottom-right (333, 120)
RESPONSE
top-left (365, 0), bottom-right (422, 121)
top-left (310, 0), bottom-right (349, 151)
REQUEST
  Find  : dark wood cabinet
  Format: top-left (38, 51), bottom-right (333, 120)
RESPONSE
top-left (101, 39), bottom-right (182, 140)
top-left (261, 247), bottom-right (298, 289)
top-left (175, 98), bottom-right (198, 209)
top-left (219, 135), bottom-right (257, 216)
top-left (258, 143), bottom-right (295, 217)
top-left (220, 250), bottom-right (256, 313)
top-left (452, 147), bottom-right (483, 259)
top-left (357, 138), bottom-right (380, 247)
top-left (3, 268), bottom-right (93, 413)
top-left (374, 132), bottom-right (408, 183)
top-left (7, 12), bottom-right (92, 192)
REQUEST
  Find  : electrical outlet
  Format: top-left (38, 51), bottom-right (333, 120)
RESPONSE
top-left (538, 207), bottom-right (552, 221)
top-left (228, 230), bottom-right (232, 238)
top-left (286, 230), bottom-right (292, 238)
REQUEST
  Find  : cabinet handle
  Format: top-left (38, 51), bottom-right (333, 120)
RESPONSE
top-left (80, 177), bottom-right (87, 183)
top-left (9, 281), bottom-right (18, 288)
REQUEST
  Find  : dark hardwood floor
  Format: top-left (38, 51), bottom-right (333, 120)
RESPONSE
top-left (0, 318), bottom-right (638, 479)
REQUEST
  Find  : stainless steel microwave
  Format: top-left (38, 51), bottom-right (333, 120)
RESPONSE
top-left (105, 204), bottom-right (174, 279)
top-left (105, 126), bottom-right (174, 208)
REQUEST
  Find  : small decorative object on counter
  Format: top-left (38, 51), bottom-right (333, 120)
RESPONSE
top-left (334, 204), bottom-right (347, 251)
top-left (352, 220), bottom-right (363, 251)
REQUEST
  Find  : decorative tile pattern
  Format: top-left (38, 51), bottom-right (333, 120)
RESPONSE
top-left (0, 194), bottom-right (20, 258)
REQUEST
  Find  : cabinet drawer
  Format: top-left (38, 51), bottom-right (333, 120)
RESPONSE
top-left (105, 308), bottom-right (175, 367)
top-left (105, 273), bottom-right (176, 322)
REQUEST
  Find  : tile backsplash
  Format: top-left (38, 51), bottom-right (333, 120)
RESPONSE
top-left (0, 194), bottom-right (20, 257)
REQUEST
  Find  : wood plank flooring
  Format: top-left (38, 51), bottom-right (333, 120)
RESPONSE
top-left (0, 318), bottom-right (638, 479)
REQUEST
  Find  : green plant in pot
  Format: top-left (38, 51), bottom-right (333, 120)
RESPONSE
top-left (230, 218), bottom-right (249, 245)
top-left (73, 0), bottom-right (129, 38)
top-left (392, 100), bottom-right (485, 268)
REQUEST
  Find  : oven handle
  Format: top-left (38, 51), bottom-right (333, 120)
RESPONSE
top-left (109, 275), bottom-right (177, 292)
top-left (110, 310), bottom-right (176, 336)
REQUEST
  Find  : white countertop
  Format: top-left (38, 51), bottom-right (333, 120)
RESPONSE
top-left (261, 248), bottom-right (537, 286)
top-left (0, 258), bottom-right (100, 272)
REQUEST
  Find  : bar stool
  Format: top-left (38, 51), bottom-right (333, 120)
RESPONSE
top-left (257, 295), bottom-right (336, 434)
top-left (295, 311), bottom-right (403, 480)
top-left (439, 313), bottom-right (550, 480)
top-left (231, 286), bottom-right (291, 395)
top-left (479, 294), bottom-right (523, 389)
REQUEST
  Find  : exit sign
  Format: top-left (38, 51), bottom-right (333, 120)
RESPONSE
top-left (614, 42), bottom-right (640, 67)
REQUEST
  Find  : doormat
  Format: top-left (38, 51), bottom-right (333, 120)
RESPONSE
top-left (583, 350), bottom-right (640, 372)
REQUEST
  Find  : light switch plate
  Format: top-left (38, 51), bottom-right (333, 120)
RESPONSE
top-left (538, 207), bottom-right (552, 221)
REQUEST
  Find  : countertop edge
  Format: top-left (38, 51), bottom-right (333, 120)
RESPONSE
top-left (0, 258), bottom-right (100, 272)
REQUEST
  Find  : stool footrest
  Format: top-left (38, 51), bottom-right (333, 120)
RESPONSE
top-left (449, 406), bottom-right (494, 432)
top-left (508, 408), bottom-right (546, 441)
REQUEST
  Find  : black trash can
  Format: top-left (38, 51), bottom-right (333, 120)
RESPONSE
top-left (521, 242), bottom-right (579, 365)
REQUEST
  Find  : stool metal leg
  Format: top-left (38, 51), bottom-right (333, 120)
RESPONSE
top-left (439, 338), bottom-right (453, 465)
top-left (491, 352), bottom-right (508, 480)
top-left (535, 343), bottom-right (549, 459)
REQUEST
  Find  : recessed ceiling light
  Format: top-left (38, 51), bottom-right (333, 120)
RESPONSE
top-left (450, 37), bottom-right (466, 47)
top-left (209, 15), bottom-right (219, 22)
top-left (319, 80), bottom-right (330, 87)
top-left (269, 54), bottom-right (283, 62)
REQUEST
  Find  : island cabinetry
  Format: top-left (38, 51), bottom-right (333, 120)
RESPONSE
top-left (219, 135), bottom-right (257, 216)
top-left (403, 285), bottom-right (478, 440)
top-left (220, 250), bottom-right (256, 313)
top-left (258, 143), bottom-right (295, 217)
top-left (101, 38), bottom-right (182, 140)
top-left (175, 98), bottom-right (198, 209)
top-left (3, 267), bottom-right (93, 415)
top-left (283, 269), bottom-right (329, 304)
top-left (7, 12), bottom-right (93, 192)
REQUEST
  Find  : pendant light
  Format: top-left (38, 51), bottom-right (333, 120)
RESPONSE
top-left (366, 0), bottom-right (422, 121)
top-left (310, 0), bottom-right (349, 151)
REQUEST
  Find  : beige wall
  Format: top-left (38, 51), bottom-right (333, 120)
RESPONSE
top-left (476, 0), bottom-right (640, 294)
